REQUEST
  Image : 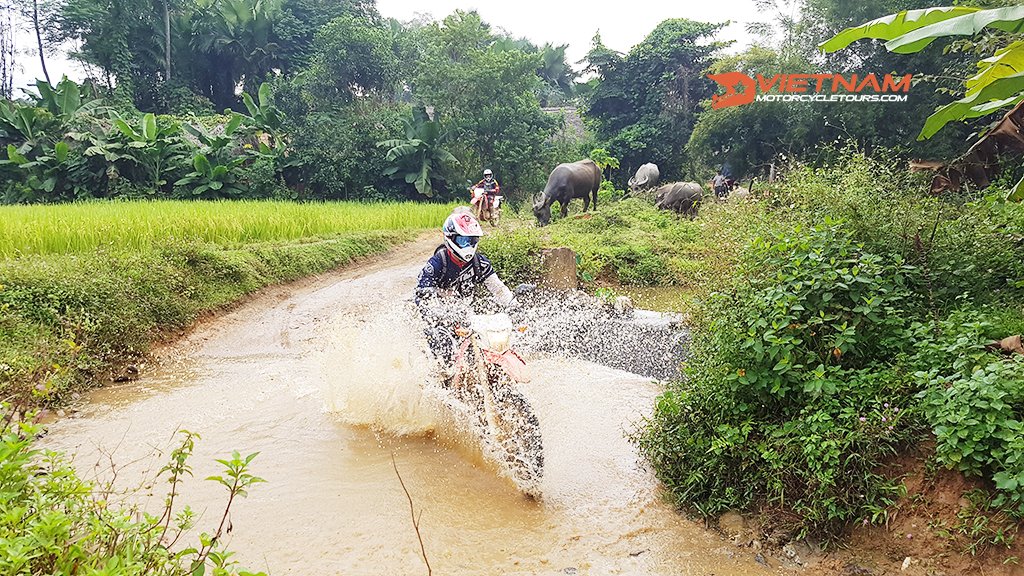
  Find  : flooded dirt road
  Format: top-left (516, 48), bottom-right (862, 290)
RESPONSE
top-left (42, 237), bottom-right (782, 575)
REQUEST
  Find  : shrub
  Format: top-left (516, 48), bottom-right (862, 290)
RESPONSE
top-left (911, 315), bottom-right (1024, 515)
top-left (636, 221), bottom-right (919, 540)
top-left (0, 407), bottom-right (265, 575)
top-left (479, 229), bottom-right (543, 286)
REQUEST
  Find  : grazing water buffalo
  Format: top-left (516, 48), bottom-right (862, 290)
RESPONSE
top-left (533, 159), bottom-right (602, 226)
top-left (655, 182), bottom-right (703, 217)
top-left (628, 163), bottom-right (660, 194)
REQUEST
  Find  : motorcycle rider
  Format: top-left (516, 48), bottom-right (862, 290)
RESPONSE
top-left (415, 208), bottom-right (518, 364)
top-left (472, 169), bottom-right (501, 197)
top-left (470, 169), bottom-right (501, 216)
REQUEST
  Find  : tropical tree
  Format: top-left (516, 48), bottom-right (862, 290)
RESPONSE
top-left (377, 105), bottom-right (458, 198)
top-left (821, 4), bottom-right (1024, 198)
top-left (192, 0), bottom-right (284, 108)
top-left (589, 147), bottom-right (619, 178)
top-left (305, 12), bottom-right (399, 103)
top-left (409, 10), bottom-right (557, 194)
top-left (584, 19), bottom-right (725, 184)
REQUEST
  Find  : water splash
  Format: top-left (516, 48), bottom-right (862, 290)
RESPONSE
top-left (515, 290), bottom-right (689, 380)
top-left (319, 305), bottom-right (440, 436)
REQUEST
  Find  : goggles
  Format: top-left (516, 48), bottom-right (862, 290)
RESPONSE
top-left (453, 235), bottom-right (480, 249)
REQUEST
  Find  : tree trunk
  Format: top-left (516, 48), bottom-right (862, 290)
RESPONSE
top-left (32, 0), bottom-right (50, 85)
top-left (163, 0), bottom-right (171, 79)
top-left (0, 4), bottom-right (14, 98)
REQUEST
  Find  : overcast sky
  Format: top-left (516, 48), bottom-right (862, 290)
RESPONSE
top-left (11, 0), bottom-right (768, 92)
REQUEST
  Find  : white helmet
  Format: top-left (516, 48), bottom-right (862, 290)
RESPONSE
top-left (442, 209), bottom-right (484, 263)
top-left (483, 169), bottom-right (493, 179)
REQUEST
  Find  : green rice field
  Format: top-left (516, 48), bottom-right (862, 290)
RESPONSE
top-left (0, 200), bottom-right (456, 257)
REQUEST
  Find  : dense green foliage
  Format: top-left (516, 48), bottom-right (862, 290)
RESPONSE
top-left (687, 0), bottom-right (971, 182)
top-left (636, 157), bottom-right (1024, 540)
top-left (821, 2), bottom-right (1024, 199)
top-left (1, 412), bottom-right (265, 575)
top-left (5, 2), bottom-right (582, 203)
top-left (583, 21), bottom-right (723, 185)
top-left (489, 153), bottom-right (1024, 541)
top-left (10, 0), bottom-right (1011, 202)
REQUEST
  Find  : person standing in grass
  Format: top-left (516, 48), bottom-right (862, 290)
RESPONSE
top-left (712, 172), bottom-right (729, 199)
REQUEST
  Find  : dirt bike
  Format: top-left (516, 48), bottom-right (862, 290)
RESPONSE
top-left (443, 312), bottom-right (543, 495)
top-left (469, 186), bottom-right (502, 226)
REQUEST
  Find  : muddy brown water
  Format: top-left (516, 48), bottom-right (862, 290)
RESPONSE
top-left (42, 238), bottom-right (783, 575)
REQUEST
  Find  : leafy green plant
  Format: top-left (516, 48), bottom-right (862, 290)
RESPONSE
top-left (820, 5), bottom-right (1024, 199)
top-left (918, 356), bottom-right (1024, 515)
top-left (183, 114), bottom-right (244, 163)
top-left (238, 83), bottom-right (286, 144)
top-left (0, 405), bottom-right (266, 575)
top-left (378, 105), bottom-right (459, 198)
top-left (732, 223), bottom-right (913, 402)
top-left (111, 112), bottom-right (190, 191)
top-left (175, 153), bottom-right (247, 198)
top-left (0, 101), bottom-right (55, 152)
top-left (27, 76), bottom-right (104, 125)
top-left (635, 221), bottom-right (920, 541)
top-left (589, 147), bottom-right (619, 173)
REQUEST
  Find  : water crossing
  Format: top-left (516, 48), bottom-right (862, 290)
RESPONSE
top-left (40, 238), bottom-right (778, 575)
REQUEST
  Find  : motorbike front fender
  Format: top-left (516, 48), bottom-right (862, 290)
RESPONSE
top-left (483, 349), bottom-right (530, 383)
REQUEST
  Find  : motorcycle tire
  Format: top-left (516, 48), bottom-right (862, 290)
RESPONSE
top-left (483, 364), bottom-right (544, 488)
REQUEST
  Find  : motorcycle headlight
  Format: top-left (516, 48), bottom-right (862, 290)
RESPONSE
top-left (480, 328), bottom-right (511, 352)
top-left (469, 313), bottom-right (514, 353)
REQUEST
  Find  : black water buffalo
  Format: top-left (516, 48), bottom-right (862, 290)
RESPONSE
top-left (655, 182), bottom-right (703, 217)
top-left (628, 163), bottom-right (660, 194)
top-left (533, 159), bottom-right (602, 226)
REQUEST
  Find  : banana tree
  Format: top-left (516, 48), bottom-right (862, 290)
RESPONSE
top-left (377, 105), bottom-right (459, 198)
top-left (1, 140), bottom-right (99, 201)
top-left (821, 6), bottom-right (1024, 199)
top-left (111, 112), bottom-right (189, 191)
top-left (27, 77), bottom-right (104, 124)
top-left (182, 113), bottom-right (243, 164)
top-left (174, 152), bottom-right (247, 198)
top-left (0, 101), bottom-right (55, 153)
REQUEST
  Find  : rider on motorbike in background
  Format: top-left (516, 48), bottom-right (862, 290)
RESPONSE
top-left (471, 169), bottom-right (501, 199)
top-left (415, 208), bottom-right (519, 364)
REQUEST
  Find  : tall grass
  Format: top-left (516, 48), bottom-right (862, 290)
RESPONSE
top-left (0, 200), bottom-right (456, 257)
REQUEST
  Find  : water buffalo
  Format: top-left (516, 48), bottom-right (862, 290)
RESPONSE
top-left (533, 159), bottom-right (601, 226)
top-left (655, 182), bottom-right (703, 217)
top-left (628, 163), bottom-right (660, 194)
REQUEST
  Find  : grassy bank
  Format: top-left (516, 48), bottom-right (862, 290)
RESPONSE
top-left (487, 154), bottom-right (1024, 557)
top-left (482, 196), bottom-right (769, 312)
top-left (0, 200), bottom-right (453, 406)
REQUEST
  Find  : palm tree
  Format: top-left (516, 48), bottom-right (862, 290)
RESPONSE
top-left (193, 0), bottom-right (282, 109)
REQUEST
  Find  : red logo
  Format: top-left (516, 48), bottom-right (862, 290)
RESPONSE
top-left (708, 72), bottom-right (913, 108)
top-left (709, 72), bottom-right (756, 109)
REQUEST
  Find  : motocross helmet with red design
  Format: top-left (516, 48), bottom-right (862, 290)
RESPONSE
top-left (442, 208), bottom-right (484, 263)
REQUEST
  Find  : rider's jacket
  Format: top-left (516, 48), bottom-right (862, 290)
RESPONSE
top-left (416, 245), bottom-right (496, 298)
top-left (473, 178), bottom-right (501, 195)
